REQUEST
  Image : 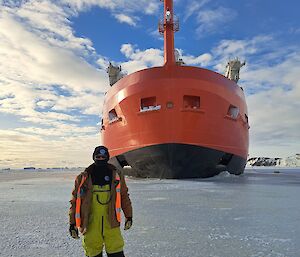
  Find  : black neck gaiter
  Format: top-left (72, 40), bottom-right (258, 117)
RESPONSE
top-left (91, 163), bottom-right (112, 186)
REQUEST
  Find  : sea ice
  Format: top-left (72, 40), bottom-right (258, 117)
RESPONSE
top-left (0, 168), bottom-right (299, 257)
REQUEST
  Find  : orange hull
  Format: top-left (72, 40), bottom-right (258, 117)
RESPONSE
top-left (101, 65), bottom-right (249, 178)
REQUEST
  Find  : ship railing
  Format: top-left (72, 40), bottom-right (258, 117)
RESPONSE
top-left (158, 15), bottom-right (179, 34)
top-left (140, 105), bottom-right (161, 113)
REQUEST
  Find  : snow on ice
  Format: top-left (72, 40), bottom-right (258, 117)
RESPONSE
top-left (0, 168), bottom-right (300, 257)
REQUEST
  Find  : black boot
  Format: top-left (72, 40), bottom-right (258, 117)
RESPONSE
top-left (107, 251), bottom-right (125, 257)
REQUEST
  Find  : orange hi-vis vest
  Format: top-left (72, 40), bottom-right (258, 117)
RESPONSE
top-left (75, 175), bottom-right (87, 228)
top-left (75, 173), bottom-right (122, 228)
top-left (115, 173), bottom-right (121, 223)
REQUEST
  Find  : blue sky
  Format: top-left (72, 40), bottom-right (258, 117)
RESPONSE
top-left (0, 0), bottom-right (299, 168)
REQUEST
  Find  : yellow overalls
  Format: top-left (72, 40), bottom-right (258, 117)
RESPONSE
top-left (82, 184), bottom-right (124, 257)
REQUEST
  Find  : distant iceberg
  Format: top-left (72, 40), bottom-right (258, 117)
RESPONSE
top-left (277, 154), bottom-right (300, 167)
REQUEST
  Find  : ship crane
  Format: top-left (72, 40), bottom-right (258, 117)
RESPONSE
top-left (225, 58), bottom-right (246, 83)
top-left (107, 62), bottom-right (126, 86)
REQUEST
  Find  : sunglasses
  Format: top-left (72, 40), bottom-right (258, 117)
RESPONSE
top-left (95, 154), bottom-right (107, 159)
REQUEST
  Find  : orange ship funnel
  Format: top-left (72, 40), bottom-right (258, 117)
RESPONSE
top-left (159, 0), bottom-right (179, 66)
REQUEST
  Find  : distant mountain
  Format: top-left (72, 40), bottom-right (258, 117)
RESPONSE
top-left (247, 154), bottom-right (300, 167)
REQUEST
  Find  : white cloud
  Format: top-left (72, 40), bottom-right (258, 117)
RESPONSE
top-left (119, 44), bottom-right (212, 71)
top-left (0, 1), bottom-right (109, 168)
top-left (96, 56), bottom-right (110, 70)
top-left (16, 123), bottom-right (97, 137)
top-left (0, 2), bottom-right (111, 126)
top-left (184, 0), bottom-right (211, 21)
top-left (149, 28), bottom-right (162, 40)
top-left (36, 100), bottom-right (55, 109)
top-left (182, 52), bottom-right (212, 66)
top-left (52, 93), bottom-right (105, 115)
top-left (120, 44), bottom-right (164, 74)
top-left (247, 86), bottom-right (300, 157)
top-left (214, 36), bottom-right (272, 58)
top-left (114, 13), bottom-right (137, 26)
top-left (196, 7), bottom-right (237, 37)
top-left (0, 12), bottom-right (107, 91)
top-left (0, 129), bottom-right (100, 168)
top-left (145, 2), bottom-right (159, 15)
top-left (61, 0), bottom-right (116, 11)
top-left (62, 0), bottom-right (160, 17)
top-left (86, 0), bottom-right (160, 26)
top-left (120, 44), bottom-right (135, 58)
top-left (212, 35), bottom-right (273, 73)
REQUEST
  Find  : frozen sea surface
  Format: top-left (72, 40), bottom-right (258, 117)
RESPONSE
top-left (0, 168), bottom-right (299, 257)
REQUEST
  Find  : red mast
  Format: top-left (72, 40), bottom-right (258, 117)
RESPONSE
top-left (159, 0), bottom-right (179, 66)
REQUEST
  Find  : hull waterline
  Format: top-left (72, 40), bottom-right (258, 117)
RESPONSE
top-left (109, 143), bottom-right (246, 179)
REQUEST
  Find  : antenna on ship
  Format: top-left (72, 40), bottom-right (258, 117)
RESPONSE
top-left (159, 0), bottom-right (179, 66)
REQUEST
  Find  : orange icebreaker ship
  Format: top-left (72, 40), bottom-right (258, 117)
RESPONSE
top-left (101, 0), bottom-right (249, 178)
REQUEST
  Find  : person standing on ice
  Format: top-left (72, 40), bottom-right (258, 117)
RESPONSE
top-left (69, 146), bottom-right (133, 257)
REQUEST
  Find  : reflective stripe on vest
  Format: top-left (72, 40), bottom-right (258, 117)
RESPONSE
top-left (75, 175), bottom-right (87, 228)
top-left (115, 173), bottom-right (122, 223)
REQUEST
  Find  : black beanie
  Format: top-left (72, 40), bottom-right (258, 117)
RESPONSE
top-left (93, 146), bottom-right (110, 162)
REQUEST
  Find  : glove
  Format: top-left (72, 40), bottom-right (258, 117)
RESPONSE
top-left (124, 217), bottom-right (132, 230)
top-left (69, 224), bottom-right (79, 239)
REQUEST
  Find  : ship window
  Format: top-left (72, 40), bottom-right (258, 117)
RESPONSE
top-left (227, 105), bottom-right (239, 119)
top-left (108, 109), bottom-right (119, 123)
top-left (140, 97), bottom-right (161, 112)
top-left (183, 95), bottom-right (200, 109)
top-left (141, 97), bottom-right (156, 108)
